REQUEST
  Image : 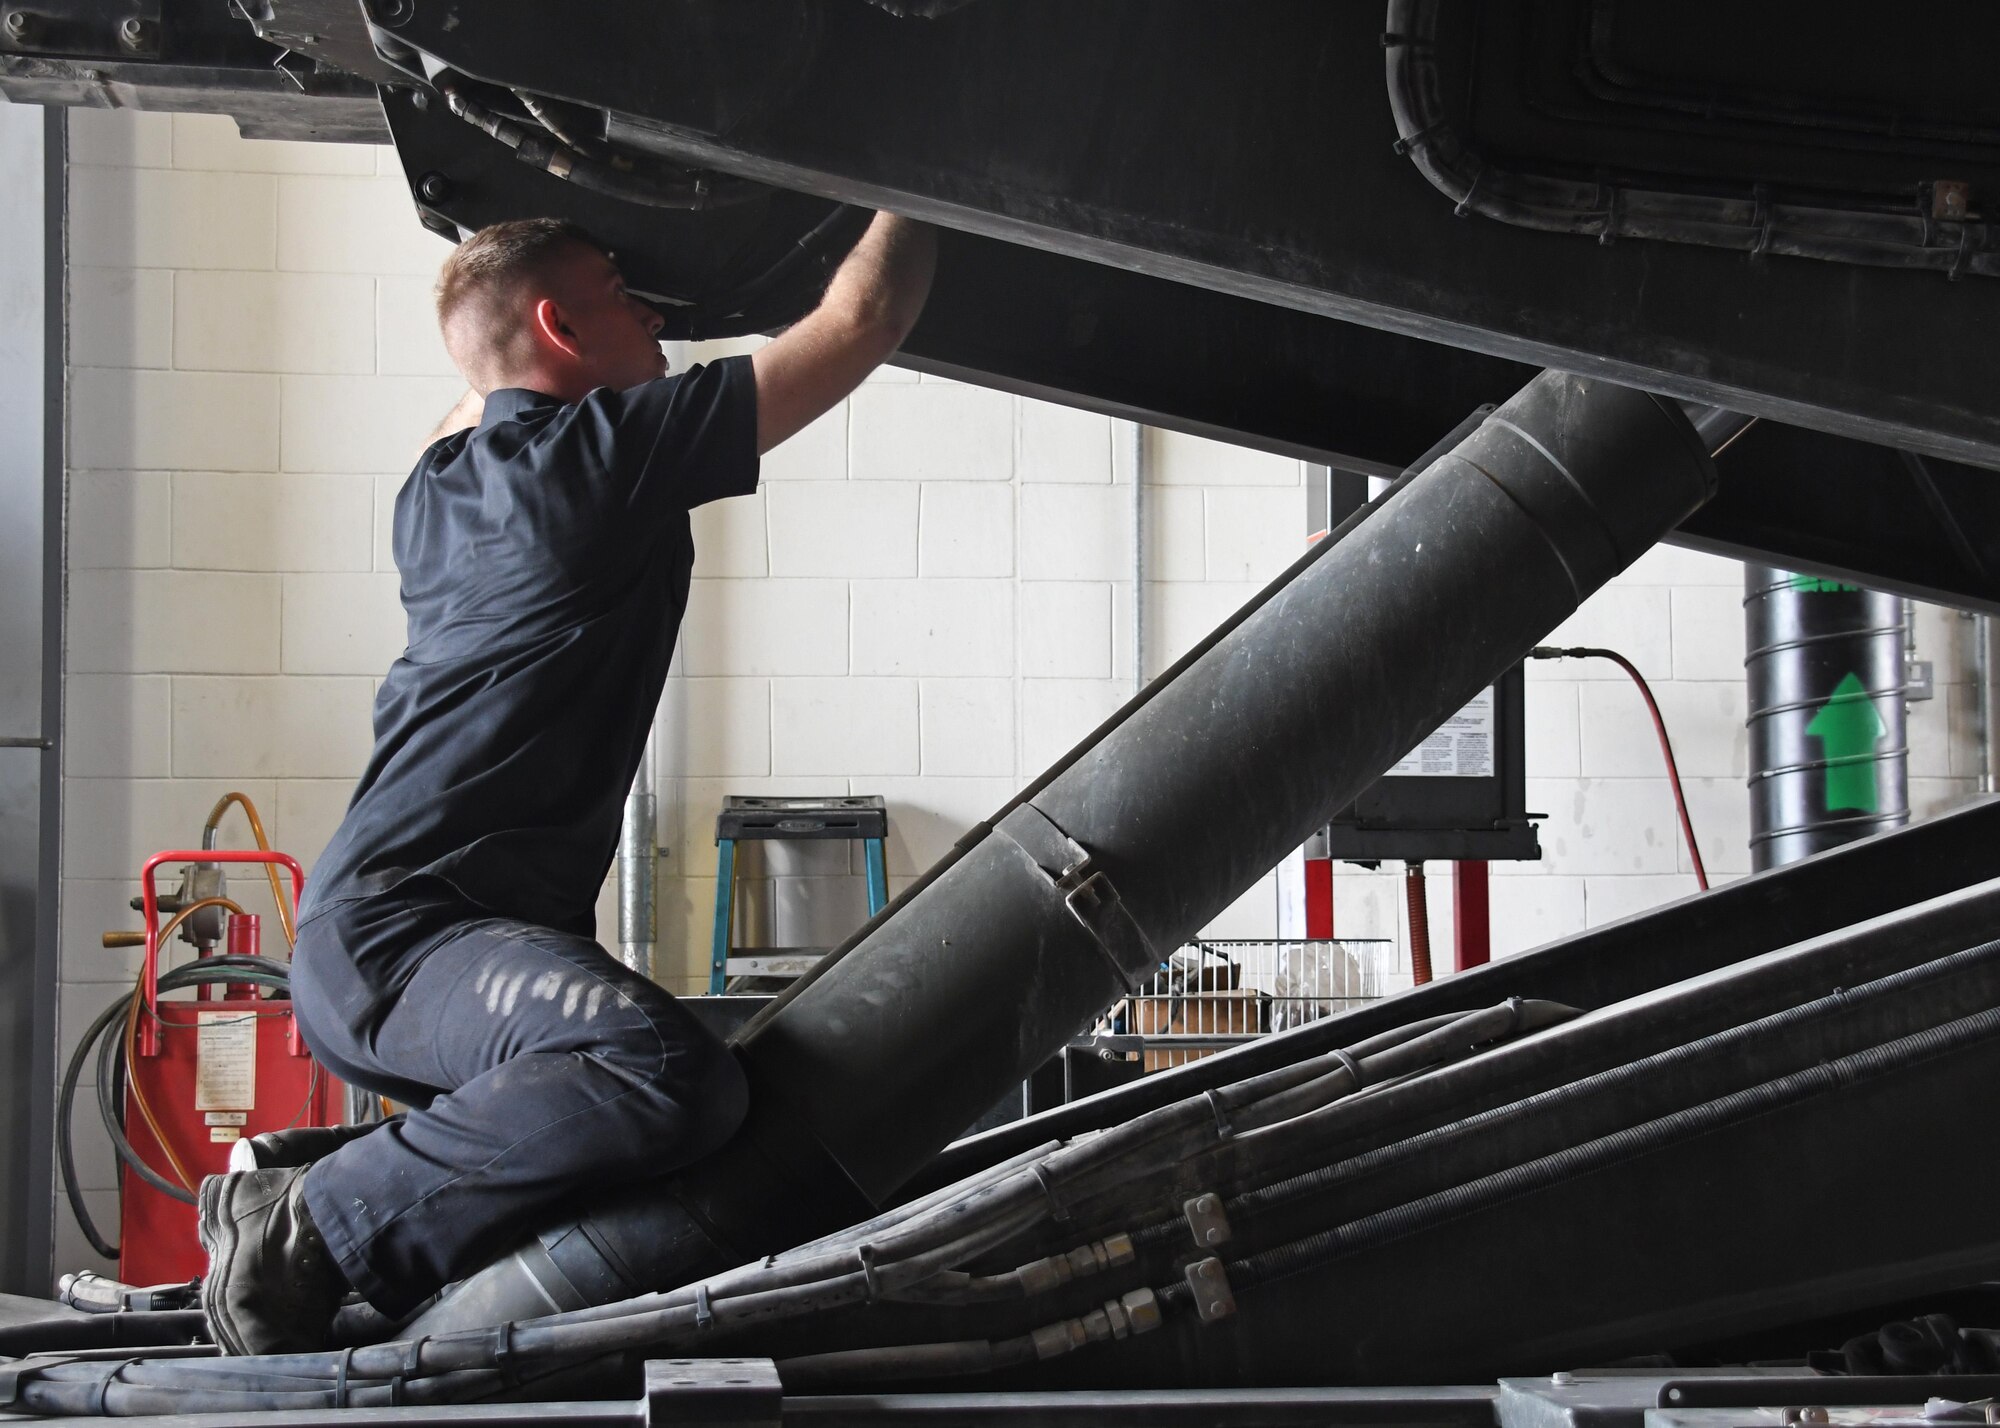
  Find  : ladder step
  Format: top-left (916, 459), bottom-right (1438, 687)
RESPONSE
top-left (723, 953), bottom-right (829, 978)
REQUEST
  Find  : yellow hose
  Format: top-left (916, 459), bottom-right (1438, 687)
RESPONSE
top-left (204, 791), bottom-right (298, 949)
top-left (125, 895), bottom-right (247, 1194)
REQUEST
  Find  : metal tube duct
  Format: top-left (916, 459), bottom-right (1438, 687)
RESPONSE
top-left (616, 734), bottom-right (657, 978)
top-left (403, 372), bottom-right (1714, 1336)
top-left (1745, 567), bottom-right (1909, 870)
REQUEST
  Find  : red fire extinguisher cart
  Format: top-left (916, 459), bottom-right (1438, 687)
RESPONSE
top-left (119, 849), bottom-right (343, 1286)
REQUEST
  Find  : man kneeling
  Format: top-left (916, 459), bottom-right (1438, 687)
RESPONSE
top-left (196, 212), bottom-right (936, 1354)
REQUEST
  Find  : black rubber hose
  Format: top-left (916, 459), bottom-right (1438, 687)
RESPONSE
top-left (1183, 1001), bottom-right (2000, 1303)
top-left (58, 995), bottom-right (133, 1257)
top-left (443, 82), bottom-right (764, 212)
top-left (21, 1002), bottom-right (1564, 1412)
top-left (685, 204), bottom-right (870, 337)
top-left (64, 959), bottom-right (296, 1219)
top-left (525, 1008), bottom-right (1497, 1348)
top-left (95, 983), bottom-right (196, 1208)
top-left (510, 89), bottom-right (604, 157)
top-left (1225, 933), bottom-right (2000, 1230)
top-left (1383, 0), bottom-right (2000, 279)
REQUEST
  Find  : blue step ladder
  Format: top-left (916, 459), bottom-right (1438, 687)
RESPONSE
top-left (709, 795), bottom-right (889, 994)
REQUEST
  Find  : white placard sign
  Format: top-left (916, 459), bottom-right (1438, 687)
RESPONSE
top-left (195, 1010), bottom-right (258, 1111)
top-left (1388, 687), bottom-right (1496, 779)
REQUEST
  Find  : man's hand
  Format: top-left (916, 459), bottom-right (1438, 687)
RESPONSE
top-left (751, 214), bottom-right (938, 455)
top-left (420, 389), bottom-right (486, 458)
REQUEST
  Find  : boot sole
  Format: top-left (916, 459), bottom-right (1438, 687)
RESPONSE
top-left (195, 1175), bottom-right (250, 1356)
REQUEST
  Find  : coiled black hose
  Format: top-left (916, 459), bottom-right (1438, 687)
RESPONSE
top-left (58, 956), bottom-right (296, 1250)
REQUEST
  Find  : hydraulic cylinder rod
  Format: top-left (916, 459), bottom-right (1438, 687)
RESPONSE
top-left (403, 371), bottom-right (1715, 1337)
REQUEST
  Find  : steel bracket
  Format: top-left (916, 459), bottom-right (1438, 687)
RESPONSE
top-left (1183, 1191), bottom-right (1233, 1249)
top-left (643, 1358), bottom-right (781, 1428)
top-left (1183, 1256), bottom-right (1238, 1325)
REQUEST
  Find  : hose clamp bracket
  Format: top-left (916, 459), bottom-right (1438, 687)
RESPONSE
top-left (997, 805), bottom-right (1159, 992)
top-left (1183, 1192), bottom-right (1233, 1249)
top-left (1183, 1256), bottom-right (1238, 1325)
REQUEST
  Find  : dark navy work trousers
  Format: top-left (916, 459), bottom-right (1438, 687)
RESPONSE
top-left (288, 879), bottom-right (748, 1316)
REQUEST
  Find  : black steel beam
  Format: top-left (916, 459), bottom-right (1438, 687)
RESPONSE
top-left (1686, 423), bottom-right (2000, 614)
top-left (0, 0), bottom-right (385, 142)
top-left (385, 88), bottom-right (2000, 611)
top-left (383, 0), bottom-right (2000, 468)
top-left (783, 1387), bottom-right (1501, 1428)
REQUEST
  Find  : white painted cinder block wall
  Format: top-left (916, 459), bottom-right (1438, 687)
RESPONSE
top-left (50, 109), bottom-right (1984, 1274)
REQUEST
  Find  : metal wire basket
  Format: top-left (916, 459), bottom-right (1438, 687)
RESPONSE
top-left (1088, 938), bottom-right (1402, 1072)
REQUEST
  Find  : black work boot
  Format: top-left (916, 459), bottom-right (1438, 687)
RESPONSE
top-left (227, 1120), bottom-right (384, 1173)
top-left (197, 1167), bottom-right (348, 1356)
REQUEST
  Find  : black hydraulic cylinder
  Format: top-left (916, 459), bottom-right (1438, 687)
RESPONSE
top-left (402, 372), bottom-right (1715, 1337)
top-left (1745, 566), bottom-right (1909, 870)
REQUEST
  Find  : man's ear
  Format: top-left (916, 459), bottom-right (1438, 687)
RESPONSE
top-left (532, 297), bottom-right (582, 360)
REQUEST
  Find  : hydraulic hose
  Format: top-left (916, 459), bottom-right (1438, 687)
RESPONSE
top-left (1121, 878), bottom-right (2000, 1205)
top-left (1173, 1001), bottom-right (2000, 1306)
top-left (21, 1002), bottom-right (1563, 1413)
top-left (442, 81), bottom-right (765, 212)
top-left (531, 1008), bottom-right (1503, 1344)
top-left (445, 1007), bottom-right (1555, 1336)
top-left (685, 204), bottom-right (871, 339)
top-left (1404, 864), bottom-right (1432, 984)
top-left (1215, 932), bottom-right (2000, 1237)
top-left (778, 1336), bottom-right (1036, 1389)
top-left (1529, 647), bottom-right (1708, 889)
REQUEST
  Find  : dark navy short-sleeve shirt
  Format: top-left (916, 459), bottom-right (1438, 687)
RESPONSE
top-left (303, 357), bottom-right (759, 935)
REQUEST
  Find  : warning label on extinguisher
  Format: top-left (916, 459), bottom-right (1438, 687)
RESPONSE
top-left (195, 1011), bottom-right (257, 1111)
top-left (1388, 687), bottom-right (1496, 779)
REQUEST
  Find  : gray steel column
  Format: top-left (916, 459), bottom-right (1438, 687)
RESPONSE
top-left (0, 102), bottom-right (63, 1294)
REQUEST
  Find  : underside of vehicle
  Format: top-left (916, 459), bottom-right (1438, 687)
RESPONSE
top-left (6, 4), bottom-right (2000, 1424)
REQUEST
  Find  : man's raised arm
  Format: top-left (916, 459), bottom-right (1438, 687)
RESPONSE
top-left (750, 213), bottom-right (938, 455)
top-left (420, 389), bottom-right (486, 459)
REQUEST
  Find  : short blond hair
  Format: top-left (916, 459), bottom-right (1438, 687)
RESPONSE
top-left (434, 218), bottom-right (607, 388)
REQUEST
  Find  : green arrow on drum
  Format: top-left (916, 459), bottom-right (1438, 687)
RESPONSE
top-left (1805, 672), bottom-right (1887, 813)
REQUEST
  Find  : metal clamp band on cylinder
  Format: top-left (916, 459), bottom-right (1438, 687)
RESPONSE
top-left (994, 803), bottom-right (1160, 992)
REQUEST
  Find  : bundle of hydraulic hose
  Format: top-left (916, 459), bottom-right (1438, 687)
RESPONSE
top-left (25, 908), bottom-right (2000, 1415)
top-left (16, 997), bottom-right (1575, 1414)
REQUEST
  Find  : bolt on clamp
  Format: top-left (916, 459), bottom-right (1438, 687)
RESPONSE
top-left (1184, 1255), bottom-right (1237, 1324)
top-left (1183, 1192), bottom-right (1232, 1248)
